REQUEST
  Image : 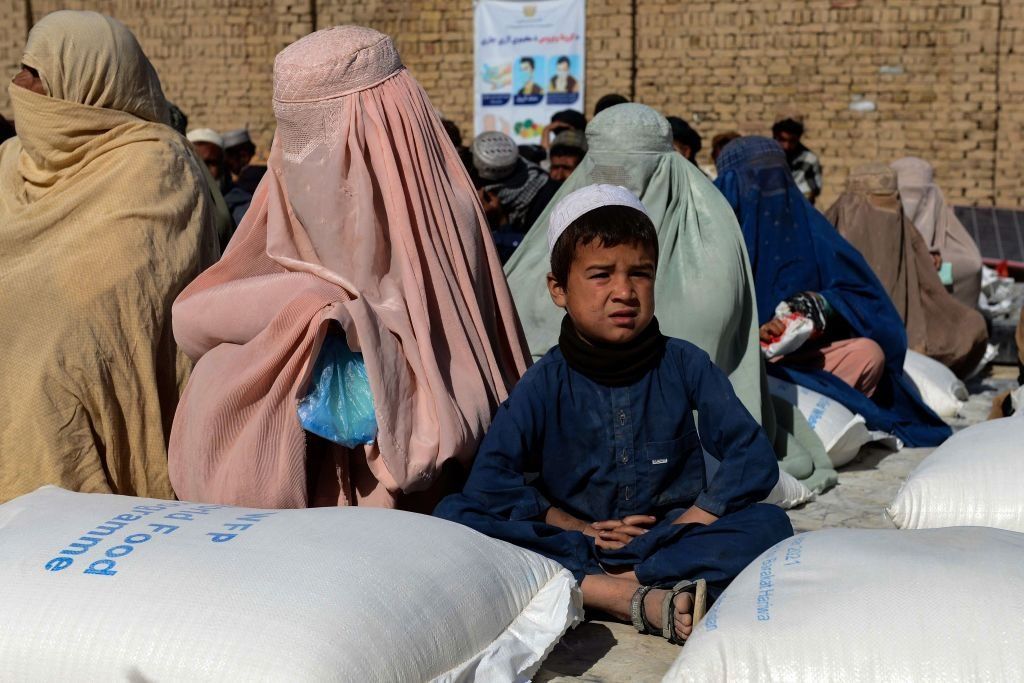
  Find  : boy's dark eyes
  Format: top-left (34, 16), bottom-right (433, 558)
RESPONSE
top-left (588, 270), bottom-right (652, 280)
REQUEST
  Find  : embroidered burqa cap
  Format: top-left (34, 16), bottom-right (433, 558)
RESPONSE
top-left (169, 25), bottom-right (530, 509)
top-left (546, 183), bottom-right (648, 254)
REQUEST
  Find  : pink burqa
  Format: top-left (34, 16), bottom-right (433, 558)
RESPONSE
top-left (168, 27), bottom-right (530, 509)
top-left (891, 157), bottom-right (983, 310)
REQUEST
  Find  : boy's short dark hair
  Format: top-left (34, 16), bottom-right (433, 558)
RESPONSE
top-left (557, 55), bottom-right (570, 66)
top-left (772, 118), bottom-right (804, 138)
top-left (550, 205), bottom-right (658, 287)
top-left (520, 57), bottom-right (535, 69)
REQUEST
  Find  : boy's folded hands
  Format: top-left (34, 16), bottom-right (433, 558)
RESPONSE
top-left (583, 515), bottom-right (657, 550)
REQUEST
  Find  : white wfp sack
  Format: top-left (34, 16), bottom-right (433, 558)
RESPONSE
top-left (0, 487), bottom-right (581, 682)
top-left (762, 467), bottom-right (814, 509)
top-left (887, 416), bottom-right (1024, 532)
top-left (768, 377), bottom-right (900, 468)
top-left (664, 527), bottom-right (1024, 682)
top-left (902, 349), bottom-right (968, 418)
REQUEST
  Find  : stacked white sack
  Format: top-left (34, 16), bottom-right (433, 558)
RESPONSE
top-left (888, 415), bottom-right (1024, 532)
top-left (664, 527), bottom-right (1024, 682)
top-left (0, 486), bottom-right (581, 682)
top-left (902, 349), bottom-right (968, 418)
top-left (768, 377), bottom-right (900, 468)
top-left (762, 467), bottom-right (815, 509)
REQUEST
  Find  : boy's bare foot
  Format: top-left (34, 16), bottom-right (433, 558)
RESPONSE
top-left (644, 587), bottom-right (695, 639)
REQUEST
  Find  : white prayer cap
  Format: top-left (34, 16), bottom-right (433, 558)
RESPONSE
top-left (186, 128), bottom-right (223, 148)
top-left (547, 184), bottom-right (649, 255)
top-left (222, 128), bottom-right (252, 149)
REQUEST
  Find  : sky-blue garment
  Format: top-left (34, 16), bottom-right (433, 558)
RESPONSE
top-left (434, 338), bottom-right (785, 586)
top-left (714, 137), bottom-right (950, 447)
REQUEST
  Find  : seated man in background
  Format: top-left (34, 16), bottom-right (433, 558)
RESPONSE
top-left (222, 128), bottom-right (267, 194)
top-left (187, 128), bottom-right (252, 235)
top-left (472, 131), bottom-right (559, 262)
top-left (547, 129), bottom-right (587, 183)
top-left (772, 117), bottom-right (822, 205)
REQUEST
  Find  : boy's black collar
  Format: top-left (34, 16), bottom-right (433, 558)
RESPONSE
top-left (558, 315), bottom-right (667, 387)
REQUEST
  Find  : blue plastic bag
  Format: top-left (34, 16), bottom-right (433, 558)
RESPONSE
top-left (297, 333), bottom-right (378, 448)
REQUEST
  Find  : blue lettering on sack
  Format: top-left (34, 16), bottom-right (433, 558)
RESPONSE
top-left (207, 512), bottom-right (277, 543)
top-left (43, 504), bottom-right (273, 576)
top-left (756, 551), bottom-right (777, 622)
top-left (806, 398), bottom-right (829, 429)
top-left (703, 600), bottom-right (721, 632)
top-left (784, 536), bottom-right (804, 567)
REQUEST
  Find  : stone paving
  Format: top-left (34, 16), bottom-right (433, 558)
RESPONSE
top-left (535, 364), bottom-right (1018, 682)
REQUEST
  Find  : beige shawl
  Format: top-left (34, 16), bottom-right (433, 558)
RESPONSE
top-left (0, 11), bottom-right (218, 502)
top-left (168, 27), bottom-right (530, 509)
top-left (826, 164), bottom-right (987, 377)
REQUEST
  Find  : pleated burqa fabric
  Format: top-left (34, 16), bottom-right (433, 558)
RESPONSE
top-left (504, 104), bottom-right (835, 492)
top-left (716, 137), bottom-right (950, 448)
top-left (891, 157), bottom-right (984, 310)
top-left (825, 164), bottom-right (987, 378)
top-left (169, 27), bottom-right (530, 509)
top-left (0, 11), bottom-right (218, 502)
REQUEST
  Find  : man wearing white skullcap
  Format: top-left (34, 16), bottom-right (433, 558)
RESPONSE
top-left (186, 127), bottom-right (252, 244)
top-left (470, 130), bottom-right (559, 262)
top-left (437, 182), bottom-right (792, 646)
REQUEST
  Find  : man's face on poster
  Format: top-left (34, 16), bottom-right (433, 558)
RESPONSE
top-left (557, 61), bottom-right (569, 76)
top-left (520, 60), bottom-right (534, 79)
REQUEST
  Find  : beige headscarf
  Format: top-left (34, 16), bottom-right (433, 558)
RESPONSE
top-left (891, 157), bottom-right (983, 309)
top-left (168, 27), bottom-right (530, 509)
top-left (0, 11), bottom-right (218, 502)
top-left (825, 164), bottom-right (987, 377)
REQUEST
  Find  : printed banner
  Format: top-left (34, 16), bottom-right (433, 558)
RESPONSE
top-left (474, 0), bottom-right (586, 145)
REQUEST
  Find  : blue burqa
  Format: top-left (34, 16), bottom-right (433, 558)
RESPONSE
top-left (714, 137), bottom-right (950, 447)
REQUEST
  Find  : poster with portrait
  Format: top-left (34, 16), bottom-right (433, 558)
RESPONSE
top-left (474, 0), bottom-right (585, 145)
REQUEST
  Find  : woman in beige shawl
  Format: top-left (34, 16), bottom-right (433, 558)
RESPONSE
top-left (891, 157), bottom-right (984, 310)
top-left (826, 164), bottom-right (987, 377)
top-left (0, 11), bottom-right (218, 503)
top-left (168, 27), bottom-right (530, 509)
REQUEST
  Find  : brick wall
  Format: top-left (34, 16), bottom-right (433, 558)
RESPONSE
top-left (0, 0), bottom-right (1018, 207)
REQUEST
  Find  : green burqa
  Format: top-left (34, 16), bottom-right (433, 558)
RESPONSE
top-left (504, 104), bottom-right (836, 493)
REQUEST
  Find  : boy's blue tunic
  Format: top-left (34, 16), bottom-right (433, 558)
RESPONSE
top-left (435, 339), bottom-right (793, 597)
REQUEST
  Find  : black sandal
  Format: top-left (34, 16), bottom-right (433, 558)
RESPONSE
top-left (630, 578), bottom-right (708, 644)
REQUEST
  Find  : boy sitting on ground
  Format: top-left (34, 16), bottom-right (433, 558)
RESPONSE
top-left (435, 184), bottom-right (793, 644)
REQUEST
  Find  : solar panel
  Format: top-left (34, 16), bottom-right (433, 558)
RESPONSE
top-left (955, 206), bottom-right (1024, 265)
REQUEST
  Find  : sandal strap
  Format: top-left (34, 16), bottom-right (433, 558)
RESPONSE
top-left (664, 579), bottom-right (698, 642)
top-left (630, 584), bottom-right (657, 634)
